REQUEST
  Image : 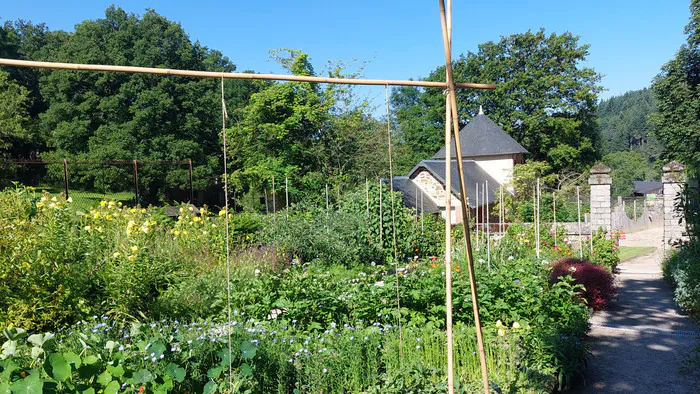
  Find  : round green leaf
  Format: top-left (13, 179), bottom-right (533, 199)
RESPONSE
top-left (48, 354), bottom-right (71, 382)
top-left (96, 371), bottom-right (112, 386)
top-left (103, 380), bottom-right (120, 394)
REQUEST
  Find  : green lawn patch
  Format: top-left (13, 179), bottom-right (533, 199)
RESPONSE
top-left (619, 246), bottom-right (656, 261)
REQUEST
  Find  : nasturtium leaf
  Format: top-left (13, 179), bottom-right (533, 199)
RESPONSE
top-left (81, 388), bottom-right (95, 394)
top-left (239, 341), bottom-right (256, 360)
top-left (103, 380), bottom-right (120, 394)
top-left (48, 354), bottom-right (71, 382)
top-left (82, 356), bottom-right (98, 365)
top-left (165, 363), bottom-right (185, 382)
top-left (206, 367), bottom-right (221, 379)
top-left (0, 360), bottom-right (18, 381)
top-left (2, 328), bottom-right (26, 341)
top-left (0, 382), bottom-right (10, 394)
top-left (240, 363), bottom-right (253, 377)
top-left (132, 369), bottom-right (153, 383)
top-left (63, 352), bottom-right (81, 369)
top-left (105, 341), bottom-right (116, 351)
top-left (106, 364), bottom-right (124, 378)
top-left (96, 371), bottom-right (112, 386)
top-left (202, 381), bottom-right (217, 394)
top-left (9, 373), bottom-right (43, 394)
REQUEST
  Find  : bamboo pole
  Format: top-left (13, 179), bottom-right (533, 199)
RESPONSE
top-left (0, 58), bottom-right (496, 90)
top-left (379, 179), bottom-right (383, 245)
top-left (188, 159), bottom-right (194, 203)
top-left (325, 184), bottom-right (329, 214)
top-left (272, 176), bottom-right (276, 214)
top-left (553, 191), bottom-right (557, 246)
top-left (285, 176), bottom-right (289, 218)
top-left (577, 186), bottom-right (583, 258)
top-left (444, 90), bottom-right (455, 394)
top-left (366, 178), bottom-right (370, 218)
top-left (264, 189), bottom-right (269, 214)
top-left (133, 159), bottom-right (139, 205)
top-left (438, 2), bottom-right (490, 392)
top-left (63, 159), bottom-right (69, 199)
top-left (482, 183), bottom-right (486, 247)
top-left (486, 180), bottom-right (491, 271)
top-left (536, 178), bottom-right (541, 259)
top-left (476, 182), bottom-right (479, 249)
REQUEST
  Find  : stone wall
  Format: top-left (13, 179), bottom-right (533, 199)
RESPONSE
top-left (588, 163), bottom-right (612, 232)
top-left (411, 168), bottom-right (462, 223)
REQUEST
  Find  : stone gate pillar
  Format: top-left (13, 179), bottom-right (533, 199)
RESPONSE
top-left (589, 163), bottom-right (612, 233)
top-left (663, 161), bottom-right (688, 249)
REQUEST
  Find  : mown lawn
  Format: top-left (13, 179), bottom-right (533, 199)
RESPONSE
top-left (619, 246), bottom-right (656, 261)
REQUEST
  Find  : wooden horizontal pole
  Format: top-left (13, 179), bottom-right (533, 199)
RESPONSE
top-left (0, 58), bottom-right (496, 90)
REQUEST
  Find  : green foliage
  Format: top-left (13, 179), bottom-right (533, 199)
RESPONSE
top-left (392, 29), bottom-right (603, 173)
top-left (663, 240), bottom-right (700, 319)
top-left (602, 151), bottom-right (660, 196)
top-left (598, 88), bottom-right (659, 156)
top-left (651, 0), bottom-right (700, 173)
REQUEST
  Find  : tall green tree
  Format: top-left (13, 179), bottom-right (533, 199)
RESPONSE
top-left (392, 29), bottom-right (603, 173)
top-left (32, 6), bottom-right (255, 202)
top-left (227, 50), bottom-right (382, 210)
top-left (651, 0), bottom-right (700, 173)
top-left (0, 70), bottom-right (31, 155)
top-left (598, 88), bottom-right (658, 155)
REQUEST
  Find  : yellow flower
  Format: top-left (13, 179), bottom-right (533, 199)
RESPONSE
top-left (141, 208), bottom-right (147, 214)
top-left (130, 208), bottom-right (136, 213)
top-left (51, 196), bottom-right (58, 202)
top-left (219, 209), bottom-right (227, 217)
top-left (127, 220), bottom-right (136, 228)
top-left (40, 196), bottom-right (47, 202)
top-left (108, 201), bottom-right (115, 208)
top-left (117, 202), bottom-right (122, 207)
top-left (128, 255), bottom-right (136, 262)
top-left (211, 223), bottom-right (217, 228)
top-left (512, 322), bottom-right (521, 329)
top-left (84, 225), bottom-right (92, 232)
top-left (498, 329), bottom-right (505, 337)
top-left (188, 206), bottom-right (194, 211)
top-left (67, 197), bottom-right (73, 203)
top-left (100, 200), bottom-right (106, 207)
top-left (93, 212), bottom-right (100, 219)
top-left (113, 252), bottom-right (121, 258)
top-left (106, 215), bottom-right (113, 221)
top-left (192, 217), bottom-right (200, 222)
top-left (172, 230), bottom-right (180, 236)
top-left (130, 245), bottom-right (138, 252)
top-left (36, 202), bottom-right (45, 209)
top-left (496, 320), bottom-right (503, 327)
top-left (49, 202), bottom-right (56, 209)
top-left (96, 227), bottom-right (103, 233)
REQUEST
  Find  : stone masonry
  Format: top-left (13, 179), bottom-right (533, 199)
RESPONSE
top-left (589, 163), bottom-right (612, 233)
top-left (662, 161), bottom-right (689, 249)
top-left (411, 168), bottom-right (462, 223)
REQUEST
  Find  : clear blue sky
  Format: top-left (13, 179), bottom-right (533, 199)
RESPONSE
top-left (1, 0), bottom-right (691, 106)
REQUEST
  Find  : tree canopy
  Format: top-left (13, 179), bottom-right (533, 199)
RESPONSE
top-left (392, 29), bottom-right (603, 174)
top-left (651, 0), bottom-right (700, 173)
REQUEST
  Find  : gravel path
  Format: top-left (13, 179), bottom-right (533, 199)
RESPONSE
top-left (572, 227), bottom-right (700, 393)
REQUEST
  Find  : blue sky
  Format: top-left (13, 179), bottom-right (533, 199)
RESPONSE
top-left (1, 0), bottom-right (691, 107)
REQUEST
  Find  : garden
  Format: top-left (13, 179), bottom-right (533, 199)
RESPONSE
top-left (0, 184), bottom-right (620, 393)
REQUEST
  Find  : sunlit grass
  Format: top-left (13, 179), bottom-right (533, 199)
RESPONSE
top-left (618, 246), bottom-right (655, 261)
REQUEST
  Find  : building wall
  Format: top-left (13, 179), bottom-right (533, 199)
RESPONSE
top-left (467, 154), bottom-right (515, 186)
top-left (411, 168), bottom-right (463, 223)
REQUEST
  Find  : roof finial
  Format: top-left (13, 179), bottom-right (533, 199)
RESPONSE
top-left (478, 105), bottom-right (484, 115)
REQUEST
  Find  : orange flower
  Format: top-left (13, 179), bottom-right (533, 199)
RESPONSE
top-left (430, 263), bottom-right (438, 269)
top-left (20, 371), bottom-right (26, 378)
top-left (139, 386), bottom-right (146, 392)
top-left (454, 265), bottom-right (461, 273)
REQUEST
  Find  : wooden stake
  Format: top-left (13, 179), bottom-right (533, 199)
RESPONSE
top-left (476, 182), bottom-right (479, 249)
top-left (272, 176), bottom-right (276, 214)
top-left (0, 58), bottom-right (496, 90)
top-left (133, 159), bottom-right (139, 205)
top-left (188, 159), bottom-right (194, 203)
top-left (63, 159), bottom-right (69, 199)
top-left (486, 180), bottom-right (491, 271)
top-left (366, 178), bottom-right (370, 217)
top-left (438, 2), bottom-right (490, 392)
top-left (285, 176), bottom-right (289, 218)
top-left (553, 191), bottom-right (557, 246)
top-left (264, 189), bottom-right (269, 214)
top-left (577, 186), bottom-right (583, 258)
top-left (379, 179), bottom-right (383, 245)
top-left (536, 178), bottom-right (541, 259)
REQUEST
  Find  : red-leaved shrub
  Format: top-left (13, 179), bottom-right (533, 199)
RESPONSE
top-left (550, 257), bottom-right (617, 310)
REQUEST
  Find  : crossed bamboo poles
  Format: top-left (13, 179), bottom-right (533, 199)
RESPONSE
top-left (0, 2), bottom-right (494, 392)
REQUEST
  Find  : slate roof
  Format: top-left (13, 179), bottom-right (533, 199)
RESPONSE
top-left (390, 177), bottom-right (440, 214)
top-left (633, 181), bottom-right (663, 195)
top-left (432, 111), bottom-right (529, 159)
top-left (407, 160), bottom-right (503, 207)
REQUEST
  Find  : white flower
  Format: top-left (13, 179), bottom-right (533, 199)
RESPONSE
top-left (508, 256), bottom-right (515, 261)
top-left (568, 266), bottom-right (577, 273)
top-left (254, 269), bottom-right (261, 276)
top-left (512, 322), bottom-right (521, 329)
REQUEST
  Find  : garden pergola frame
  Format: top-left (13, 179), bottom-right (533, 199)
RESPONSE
top-left (0, 2), bottom-right (494, 392)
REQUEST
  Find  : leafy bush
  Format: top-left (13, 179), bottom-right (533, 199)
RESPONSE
top-left (663, 241), bottom-right (700, 318)
top-left (550, 258), bottom-right (617, 310)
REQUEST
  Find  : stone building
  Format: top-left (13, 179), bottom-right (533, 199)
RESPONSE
top-left (393, 107), bottom-right (528, 224)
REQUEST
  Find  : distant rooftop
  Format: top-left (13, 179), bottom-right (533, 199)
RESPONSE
top-left (633, 181), bottom-right (663, 195)
top-left (432, 108), bottom-right (529, 159)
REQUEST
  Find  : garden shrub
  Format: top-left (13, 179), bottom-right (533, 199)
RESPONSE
top-left (663, 241), bottom-right (700, 318)
top-left (550, 257), bottom-right (617, 310)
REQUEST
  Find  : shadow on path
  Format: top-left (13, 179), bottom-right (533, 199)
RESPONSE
top-left (571, 242), bottom-right (699, 393)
